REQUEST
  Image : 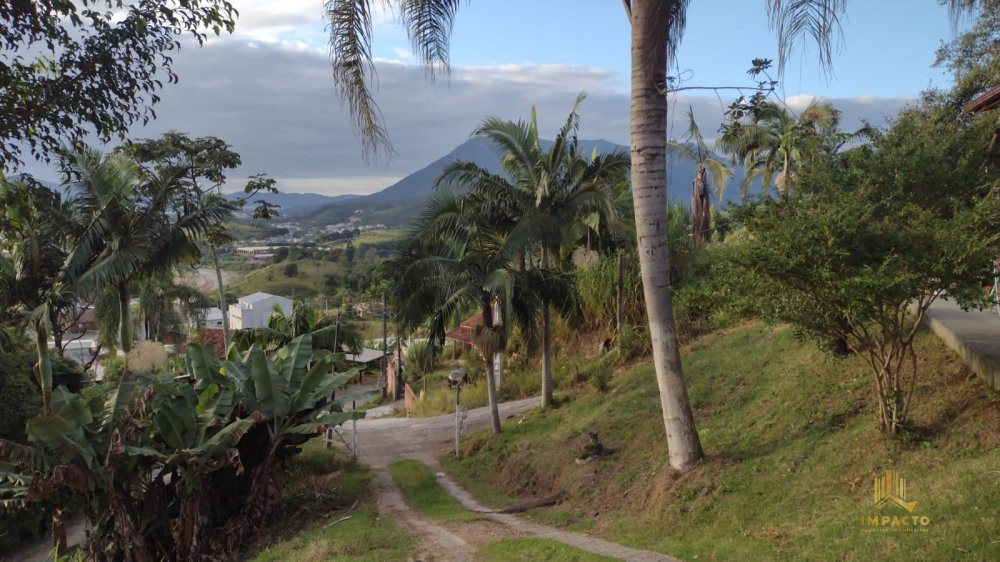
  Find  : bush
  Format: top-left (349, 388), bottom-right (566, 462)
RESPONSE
top-left (50, 353), bottom-right (86, 392)
top-left (101, 355), bottom-right (126, 383)
top-left (0, 335), bottom-right (364, 560)
top-left (614, 323), bottom-right (651, 365)
top-left (460, 349), bottom-right (483, 383)
top-left (0, 346), bottom-right (47, 554)
top-left (0, 348), bottom-right (40, 442)
top-left (405, 340), bottom-right (437, 380)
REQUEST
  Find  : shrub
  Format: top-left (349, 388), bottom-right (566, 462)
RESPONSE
top-left (405, 340), bottom-right (437, 380)
top-left (0, 346), bottom-right (47, 554)
top-left (460, 349), bottom-right (483, 383)
top-left (100, 355), bottom-right (126, 383)
top-left (0, 335), bottom-right (364, 560)
top-left (0, 348), bottom-right (40, 442)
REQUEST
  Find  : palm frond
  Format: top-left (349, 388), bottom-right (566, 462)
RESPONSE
top-left (326, 0), bottom-right (393, 157)
top-left (767, 0), bottom-right (847, 78)
top-left (398, 0), bottom-right (461, 76)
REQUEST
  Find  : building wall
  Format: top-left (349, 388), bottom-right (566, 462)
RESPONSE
top-left (228, 295), bottom-right (293, 330)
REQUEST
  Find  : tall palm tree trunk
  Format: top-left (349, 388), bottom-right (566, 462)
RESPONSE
top-left (541, 246), bottom-right (553, 407)
top-left (118, 285), bottom-right (133, 353)
top-left (691, 166), bottom-right (711, 246)
top-left (34, 320), bottom-right (53, 415)
top-left (210, 244), bottom-right (231, 349)
top-left (482, 300), bottom-right (502, 434)
top-left (616, 249), bottom-right (625, 334)
top-left (629, 0), bottom-right (703, 470)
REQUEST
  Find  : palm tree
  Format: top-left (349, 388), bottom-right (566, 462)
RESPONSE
top-left (137, 272), bottom-right (211, 342)
top-left (438, 96), bottom-right (627, 408)
top-left (232, 300), bottom-right (364, 356)
top-left (0, 178), bottom-right (76, 415)
top-left (325, 0), bottom-right (926, 470)
top-left (392, 190), bottom-right (549, 433)
top-left (63, 146), bottom-right (230, 353)
top-left (668, 106), bottom-right (733, 245)
top-left (717, 100), bottom-right (846, 197)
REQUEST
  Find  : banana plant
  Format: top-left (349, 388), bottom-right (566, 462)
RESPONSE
top-left (0, 334), bottom-right (363, 560)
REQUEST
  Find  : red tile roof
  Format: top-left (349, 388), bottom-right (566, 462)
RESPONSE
top-left (965, 85), bottom-right (1000, 113)
top-left (445, 312), bottom-right (483, 345)
top-left (186, 328), bottom-right (227, 358)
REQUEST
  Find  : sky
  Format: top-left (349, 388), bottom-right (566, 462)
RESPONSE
top-left (19, 0), bottom-right (959, 196)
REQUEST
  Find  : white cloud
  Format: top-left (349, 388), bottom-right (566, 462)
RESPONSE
top-left (15, 38), bottom-right (912, 198)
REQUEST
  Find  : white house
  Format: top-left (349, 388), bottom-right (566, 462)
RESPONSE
top-left (228, 292), bottom-right (293, 330)
top-left (202, 307), bottom-right (225, 328)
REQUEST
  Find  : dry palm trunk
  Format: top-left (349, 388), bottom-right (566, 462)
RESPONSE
top-left (691, 166), bottom-right (711, 246)
top-left (210, 244), bottom-right (231, 349)
top-left (628, 0), bottom-right (704, 470)
top-left (119, 285), bottom-right (133, 353)
top-left (481, 300), bottom-right (502, 434)
top-left (541, 246), bottom-right (553, 408)
top-left (616, 250), bottom-right (625, 334)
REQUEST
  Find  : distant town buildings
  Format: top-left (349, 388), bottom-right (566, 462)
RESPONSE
top-left (228, 292), bottom-right (293, 330)
top-left (235, 246), bottom-right (279, 260)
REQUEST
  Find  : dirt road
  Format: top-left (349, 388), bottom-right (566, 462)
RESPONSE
top-left (352, 399), bottom-right (679, 562)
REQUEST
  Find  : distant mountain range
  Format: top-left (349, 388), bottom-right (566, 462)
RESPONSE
top-left (228, 191), bottom-right (360, 211)
top-left (295, 136), bottom-right (745, 227)
top-left (360, 137), bottom-right (632, 204)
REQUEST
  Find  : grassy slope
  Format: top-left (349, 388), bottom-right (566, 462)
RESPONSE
top-left (248, 440), bottom-right (417, 561)
top-left (227, 259), bottom-right (346, 300)
top-left (442, 322), bottom-right (1000, 560)
top-left (325, 229), bottom-right (403, 249)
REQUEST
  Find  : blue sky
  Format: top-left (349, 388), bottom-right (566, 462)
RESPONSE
top-left (367, 0), bottom-right (954, 98)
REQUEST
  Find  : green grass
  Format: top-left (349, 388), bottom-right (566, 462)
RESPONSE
top-left (442, 322), bottom-right (1000, 561)
top-left (251, 504), bottom-right (413, 562)
top-left (387, 459), bottom-right (481, 522)
top-left (478, 538), bottom-right (618, 561)
top-left (326, 229), bottom-right (403, 249)
top-left (227, 258), bottom-right (345, 300)
top-left (247, 440), bottom-right (416, 561)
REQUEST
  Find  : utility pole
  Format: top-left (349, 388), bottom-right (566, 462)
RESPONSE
top-left (381, 294), bottom-right (388, 400)
top-left (395, 316), bottom-right (403, 400)
top-left (454, 381), bottom-right (462, 457)
top-left (334, 311), bottom-right (342, 352)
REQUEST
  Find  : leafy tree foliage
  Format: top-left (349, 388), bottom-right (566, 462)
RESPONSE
top-left (731, 95), bottom-right (1000, 433)
top-left (0, 1), bottom-right (237, 169)
top-left (936, 0), bottom-right (1000, 105)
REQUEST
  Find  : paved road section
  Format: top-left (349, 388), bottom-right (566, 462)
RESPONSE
top-left (923, 299), bottom-right (1000, 391)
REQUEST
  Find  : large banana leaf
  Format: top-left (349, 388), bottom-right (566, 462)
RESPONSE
top-left (285, 352), bottom-right (338, 415)
top-left (186, 344), bottom-right (228, 388)
top-left (99, 377), bottom-right (136, 446)
top-left (171, 418), bottom-right (253, 467)
top-left (279, 334), bottom-right (313, 396)
top-left (195, 384), bottom-right (235, 427)
top-left (249, 348), bottom-right (287, 419)
top-left (25, 415), bottom-right (97, 468)
top-left (285, 411), bottom-right (365, 435)
top-left (51, 386), bottom-right (93, 428)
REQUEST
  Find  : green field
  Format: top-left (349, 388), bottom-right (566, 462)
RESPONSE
top-left (325, 228), bottom-right (404, 249)
top-left (442, 322), bottom-right (1000, 561)
top-left (226, 258), bottom-right (348, 301)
